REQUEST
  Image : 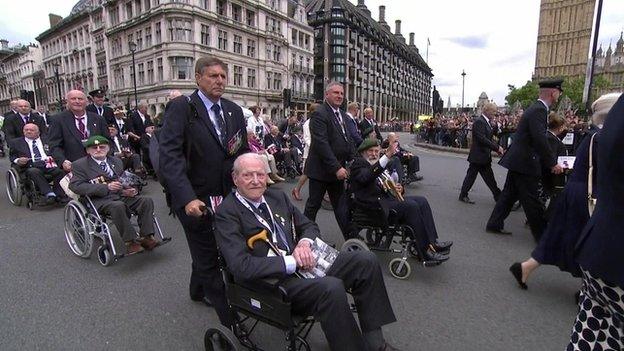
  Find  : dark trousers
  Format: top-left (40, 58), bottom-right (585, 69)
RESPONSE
top-left (388, 196), bottom-right (439, 249)
top-left (119, 153), bottom-right (142, 171)
top-left (25, 166), bottom-right (65, 196)
top-left (98, 196), bottom-right (154, 242)
top-left (282, 251), bottom-right (396, 351)
top-left (174, 205), bottom-right (235, 328)
top-left (459, 162), bottom-right (501, 200)
top-left (402, 155), bottom-right (420, 175)
top-left (304, 178), bottom-right (350, 238)
top-left (487, 171), bottom-right (546, 241)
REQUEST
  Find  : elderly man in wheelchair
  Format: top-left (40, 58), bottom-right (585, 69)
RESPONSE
top-left (6, 123), bottom-right (68, 207)
top-left (349, 139), bottom-right (452, 268)
top-left (211, 153), bottom-right (400, 351)
top-left (68, 135), bottom-right (160, 256)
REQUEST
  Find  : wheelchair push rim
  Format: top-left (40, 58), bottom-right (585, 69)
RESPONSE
top-left (340, 238), bottom-right (370, 252)
top-left (204, 325), bottom-right (241, 351)
top-left (6, 169), bottom-right (23, 206)
top-left (64, 200), bottom-right (94, 258)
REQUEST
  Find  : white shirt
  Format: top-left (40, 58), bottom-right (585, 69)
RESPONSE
top-left (17, 137), bottom-right (48, 163)
top-left (138, 111), bottom-right (146, 124)
top-left (115, 118), bottom-right (125, 131)
top-left (538, 99), bottom-right (550, 112)
top-left (112, 136), bottom-right (123, 153)
top-left (198, 89), bottom-right (225, 139)
top-left (303, 119), bottom-right (311, 159)
top-left (94, 105), bottom-right (104, 116)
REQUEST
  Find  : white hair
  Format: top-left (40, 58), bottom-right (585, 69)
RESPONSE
top-left (233, 153), bottom-right (266, 174)
top-left (592, 92), bottom-right (622, 126)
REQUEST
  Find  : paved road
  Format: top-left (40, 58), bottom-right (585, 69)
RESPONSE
top-left (0, 133), bottom-right (580, 350)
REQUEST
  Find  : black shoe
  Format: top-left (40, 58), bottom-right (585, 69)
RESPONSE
top-left (191, 295), bottom-right (213, 307)
top-left (511, 201), bottom-right (521, 211)
top-left (509, 262), bottom-right (528, 290)
top-left (423, 249), bottom-right (449, 262)
top-left (412, 174), bottom-right (423, 181)
top-left (486, 227), bottom-right (512, 235)
top-left (458, 196), bottom-right (475, 204)
top-left (432, 241), bottom-right (453, 252)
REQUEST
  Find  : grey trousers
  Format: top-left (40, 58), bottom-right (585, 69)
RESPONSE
top-left (98, 196), bottom-right (154, 244)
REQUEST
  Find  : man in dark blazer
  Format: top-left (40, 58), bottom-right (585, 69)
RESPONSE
top-left (107, 124), bottom-right (142, 172)
top-left (345, 102), bottom-right (363, 146)
top-left (69, 135), bottom-right (158, 255)
top-left (2, 99), bottom-right (47, 141)
top-left (350, 139), bottom-right (452, 262)
top-left (159, 56), bottom-right (250, 328)
top-left (130, 103), bottom-right (152, 153)
top-left (303, 81), bottom-right (356, 238)
top-left (48, 90), bottom-right (110, 173)
top-left (263, 125), bottom-right (299, 173)
top-left (214, 153), bottom-right (399, 351)
top-left (36, 105), bottom-right (52, 128)
top-left (359, 107), bottom-right (383, 142)
top-left (86, 89), bottom-right (115, 125)
top-left (486, 80), bottom-right (563, 241)
top-left (9, 123), bottom-right (66, 202)
top-left (459, 103), bottom-right (503, 204)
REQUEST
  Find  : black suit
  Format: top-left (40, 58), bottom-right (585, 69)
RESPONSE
top-left (8, 136), bottom-right (65, 196)
top-left (2, 112), bottom-right (47, 141)
top-left (345, 113), bottom-right (363, 146)
top-left (214, 188), bottom-right (396, 351)
top-left (263, 132), bottom-right (298, 169)
top-left (86, 104), bottom-right (115, 125)
top-left (48, 110), bottom-right (110, 165)
top-left (110, 135), bottom-right (141, 171)
top-left (359, 118), bottom-right (382, 142)
top-left (130, 111), bottom-right (152, 153)
top-left (111, 117), bottom-right (134, 136)
top-left (303, 102), bottom-right (355, 237)
top-left (159, 90), bottom-right (250, 328)
top-left (487, 101), bottom-right (556, 241)
top-left (460, 115), bottom-right (501, 200)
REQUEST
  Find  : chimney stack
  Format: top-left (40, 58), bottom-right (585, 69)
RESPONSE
top-left (379, 5), bottom-right (386, 23)
top-left (357, 0), bottom-right (365, 5)
top-left (409, 33), bottom-right (415, 46)
top-left (395, 20), bottom-right (401, 35)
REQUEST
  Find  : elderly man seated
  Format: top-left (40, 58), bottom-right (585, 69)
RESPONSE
top-left (9, 123), bottom-right (67, 204)
top-left (350, 139), bottom-right (452, 263)
top-left (69, 135), bottom-right (159, 255)
top-left (107, 124), bottom-right (144, 175)
top-left (214, 153), bottom-right (400, 351)
top-left (382, 133), bottom-right (423, 183)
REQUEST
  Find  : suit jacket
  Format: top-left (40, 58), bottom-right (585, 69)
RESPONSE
top-left (159, 90), bottom-right (250, 209)
top-left (305, 102), bottom-right (356, 181)
top-left (68, 155), bottom-right (125, 209)
top-left (263, 133), bottom-right (286, 151)
top-left (48, 110), bottom-right (110, 165)
top-left (359, 118), bottom-right (383, 142)
top-left (2, 112), bottom-right (47, 140)
top-left (468, 115), bottom-right (499, 165)
top-left (109, 135), bottom-right (131, 155)
top-left (8, 136), bottom-right (55, 169)
top-left (345, 113), bottom-right (363, 146)
top-left (576, 94), bottom-right (624, 287)
top-left (86, 104), bottom-right (115, 125)
top-left (498, 101), bottom-right (555, 176)
top-left (131, 111), bottom-right (152, 136)
top-left (349, 156), bottom-right (398, 220)
top-left (214, 188), bottom-right (319, 282)
top-left (111, 117), bottom-right (134, 136)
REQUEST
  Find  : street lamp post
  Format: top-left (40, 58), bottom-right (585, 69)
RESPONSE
top-left (129, 41), bottom-right (138, 110)
top-left (461, 70), bottom-right (466, 111)
top-left (53, 62), bottom-right (64, 111)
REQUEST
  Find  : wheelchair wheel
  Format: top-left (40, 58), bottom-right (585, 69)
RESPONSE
top-left (5, 168), bottom-right (23, 206)
top-left (64, 200), bottom-right (94, 258)
top-left (365, 228), bottom-right (384, 247)
top-left (388, 258), bottom-right (411, 279)
top-left (204, 325), bottom-right (241, 351)
top-left (341, 238), bottom-right (370, 252)
top-left (97, 245), bottom-right (113, 266)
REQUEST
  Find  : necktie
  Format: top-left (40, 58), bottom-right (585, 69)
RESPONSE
top-left (22, 115), bottom-right (28, 124)
top-left (97, 107), bottom-right (102, 116)
top-left (32, 140), bottom-right (42, 161)
top-left (77, 117), bottom-right (87, 139)
top-left (100, 161), bottom-right (113, 177)
top-left (258, 203), bottom-right (289, 251)
top-left (211, 104), bottom-right (227, 145)
top-left (335, 111), bottom-right (346, 137)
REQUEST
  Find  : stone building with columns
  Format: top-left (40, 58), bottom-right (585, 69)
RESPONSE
top-left (35, 0), bottom-right (314, 120)
top-left (305, 0), bottom-right (433, 123)
top-left (594, 33), bottom-right (624, 94)
top-left (0, 40), bottom-right (44, 112)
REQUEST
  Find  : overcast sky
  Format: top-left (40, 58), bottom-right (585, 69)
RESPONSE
top-left (1, 0), bottom-right (622, 106)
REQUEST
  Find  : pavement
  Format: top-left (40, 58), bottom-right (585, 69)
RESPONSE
top-left (0, 132), bottom-right (580, 351)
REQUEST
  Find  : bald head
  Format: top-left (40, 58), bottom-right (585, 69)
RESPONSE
top-left (66, 90), bottom-right (88, 115)
top-left (168, 90), bottom-right (182, 100)
top-left (16, 99), bottom-right (31, 115)
top-left (23, 123), bottom-right (40, 139)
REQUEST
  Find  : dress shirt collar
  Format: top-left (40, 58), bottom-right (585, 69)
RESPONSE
top-left (482, 114), bottom-right (490, 126)
top-left (91, 156), bottom-right (108, 165)
top-left (198, 89), bottom-right (221, 112)
top-left (24, 136), bottom-right (40, 144)
top-left (538, 99), bottom-right (550, 112)
top-left (74, 112), bottom-right (87, 120)
top-left (240, 193), bottom-right (266, 209)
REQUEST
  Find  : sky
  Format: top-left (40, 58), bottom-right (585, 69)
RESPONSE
top-left (1, 0), bottom-right (623, 106)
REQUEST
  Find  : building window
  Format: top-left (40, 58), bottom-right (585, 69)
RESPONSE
top-left (217, 0), bottom-right (226, 16)
top-left (274, 72), bottom-right (282, 90)
top-left (233, 35), bottom-right (242, 54)
top-left (168, 18), bottom-right (192, 42)
top-left (171, 57), bottom-right (193, 80)
top-left (266, 43), bottom-right (272, 60)
top-left (138, 63), bottom-right (145, 85)
top-left (273, 45), bottom-right (281, 62)
top-left (246, 39), bottom-right (256, 58)
top-left (233, 65), bottom-right (242, 86)
top-left (97, 60), bottom-right (106, 76)
top-left (267, 0), bottom-right (278, 10)
top-left (145, 0), bottom-right (151, 10)
top-left (145, 27), bottom-right (152, 47)
top-left (110, 7), bottom-right (119, 25)
top-left (267, 72), bottom-right (272, 90)
top-left (201, 24), bottom-right (210, 45)
top-left (157, 58), bottom-right (163, 80)
top-left (135, 0), bottom-right (142, 14)
top-left (200, 0), bottom-right (208, 9)
top-left (247, 68), bottom-right (256, 88)
top-left (246, 10), bottom-right (255, 27)
top-left (218, 30), bottom-right (228, 50)
top-left (232, 4), bottom-right (241, 22)
top-left (136, 29), bottom-right (143, 50)
top-left (127, 34), bottom-right (134, 52)
top-left (147, 60), bottom-right (154, 84)
top-left (291, 29), bottom-right (297, 46)
top-left (125, 2), bottom-right (133, 19)
top-left (155, 22), bottom-right (161, 43)
top-left (114, 67), bottom-right (124, 88)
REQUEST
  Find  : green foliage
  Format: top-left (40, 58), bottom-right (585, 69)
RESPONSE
top-left (505, 80), bottom-right (539, 109)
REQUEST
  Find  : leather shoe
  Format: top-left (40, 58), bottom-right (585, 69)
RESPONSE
top-left (511, 201), bottom-right (521, 211)
top-left (486, 227), bottom-right (512, 235)
top-left (509, 262), bottom-right (528, 290)
top-left (458, 196), bottom-right (475, 204)
top-left (432, 241), bottom-right (453, 252)
top-left (191, 295), bottom-right (213, 307)
top-left (423, 249), bottom-right (449, 262)
top-left (139, 235), bottom-right (160, 250)
top-left (125, 241), bottom-right (145, 255)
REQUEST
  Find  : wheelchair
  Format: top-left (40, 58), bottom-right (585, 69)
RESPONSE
top-left (63, 195), bottom-right (171, 266)
top-left (5, 164), bottom-right (57, 210)
top-left (341, 200), bottom-right (445, 280)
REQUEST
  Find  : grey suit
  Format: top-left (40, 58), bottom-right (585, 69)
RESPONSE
top-left (69, 155), bottom-right (154, 247)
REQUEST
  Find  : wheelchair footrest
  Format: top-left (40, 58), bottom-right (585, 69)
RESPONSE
top-left (422, 260), bottom-right (443, 267)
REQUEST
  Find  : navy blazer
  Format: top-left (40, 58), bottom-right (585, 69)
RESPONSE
top-left (467, 115), bottom-right (498, 165)
top-left (48, 110), bottom-right (110, 164)
top-left (498, 101), bottom-right (555, 176)
top-left (158, 91), bottom-right (250, 209)
top-left (575, 94), bottom-right (624, 287)
top-left (86, 104), bottom-right (115, 125)
top-left (345, 114), bottom-right (363, 146)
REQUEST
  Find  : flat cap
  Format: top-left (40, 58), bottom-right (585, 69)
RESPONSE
top-left (89, 88), bottom-right (106, 97)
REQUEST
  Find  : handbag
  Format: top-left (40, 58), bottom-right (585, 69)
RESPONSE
top-left (587, 133), bottom-right (597, 215)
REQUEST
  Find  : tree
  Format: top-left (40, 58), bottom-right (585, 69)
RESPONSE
top-left (505, 80), bottom-right (539, 109)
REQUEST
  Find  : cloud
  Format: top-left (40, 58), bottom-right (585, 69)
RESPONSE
top-left (445, 35), bottom-right (488, 49)
top-left (492, 50), bottom-right (534, 67)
